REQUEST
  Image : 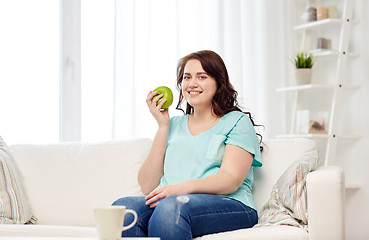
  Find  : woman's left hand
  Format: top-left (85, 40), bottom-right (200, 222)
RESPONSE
top-left (145, 182), bottom-right (191, 208)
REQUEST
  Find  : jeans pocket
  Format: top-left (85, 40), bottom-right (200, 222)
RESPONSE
top-left (206, 135), bottom-right (226, 162)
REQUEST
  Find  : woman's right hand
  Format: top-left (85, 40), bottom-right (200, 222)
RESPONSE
top-left (146, 91), bottom-right (170, 127)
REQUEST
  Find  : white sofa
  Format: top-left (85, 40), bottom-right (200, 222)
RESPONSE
top-left (0, 138), bottom-right (345, 240)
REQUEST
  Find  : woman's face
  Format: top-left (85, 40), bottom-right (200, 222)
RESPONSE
top-left (181, 59), bottom-right (217, 110)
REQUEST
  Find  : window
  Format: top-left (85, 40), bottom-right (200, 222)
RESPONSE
top-left (81, 0), bottom-right (115, 142)
top-left (0, 0), bottom-right (60, 144)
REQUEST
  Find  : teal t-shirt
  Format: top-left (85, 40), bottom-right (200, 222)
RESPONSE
top-left (158, 111), bottom-right (262, 210)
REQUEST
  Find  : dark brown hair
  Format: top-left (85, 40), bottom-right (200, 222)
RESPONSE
top-left (175, 50), bottom-right (264, 151)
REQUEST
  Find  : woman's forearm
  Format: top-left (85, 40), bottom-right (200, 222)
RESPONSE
top-left (144, 170), bottom-right (247, 208)
top-left (185, 170), bottom-right (244, 195)
top-left (144, 170), bottom-right (242, 208)
top-left (138, 125), bottom-right (169, 194)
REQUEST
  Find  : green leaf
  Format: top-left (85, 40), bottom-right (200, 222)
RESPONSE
top-left (293, 52), bottom-right (314, 68)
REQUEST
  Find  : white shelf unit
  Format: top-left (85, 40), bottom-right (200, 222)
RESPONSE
top-left (280, 0), bottom-right (360, 167)
top-left (308, 49), bottom-right (359, 57)
top-left (276, 83), bottom-right (360, 92)
top-left (293, 17), bottom-right (359, 31)
top-left (277, 133), bottom-right (361, 139)
top-left (345, 184), bottom-right (361, 191)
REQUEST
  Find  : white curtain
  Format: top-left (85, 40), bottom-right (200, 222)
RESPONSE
top-left (113, 0), bottom-right (288, 140)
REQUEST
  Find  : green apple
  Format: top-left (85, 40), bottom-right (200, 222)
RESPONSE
top-left (152, 86), bottom-right (173, 109)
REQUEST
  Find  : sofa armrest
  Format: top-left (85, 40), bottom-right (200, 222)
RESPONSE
top-left (306, 166), bottom-right (345, 240)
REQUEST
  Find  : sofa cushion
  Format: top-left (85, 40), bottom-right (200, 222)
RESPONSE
top-left (195, 225), bottom-right (308, 240)
top-left (253, 138), bottom-right (317, 211)
top-left (0, 224), bottom-right (96, 237)
top-left (0, 136), bottom-right (36, 224)
top-left (10, 138), bottom-right (152, 226)
top-left (0, 225), bottom-right (308, 240)
top-left (255, 149), bottom-right (317, 230)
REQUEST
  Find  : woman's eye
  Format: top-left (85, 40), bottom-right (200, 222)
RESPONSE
top-left (183, 76), bottom-right (190, 80)
top-left (199, 75), bottom-right (207, 80)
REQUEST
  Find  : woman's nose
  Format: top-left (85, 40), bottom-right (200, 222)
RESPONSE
top-left (188, 78), bottom-right (198, 88)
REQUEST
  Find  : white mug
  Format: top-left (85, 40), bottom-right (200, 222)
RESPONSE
top-left (94, 206), bottom-right (138, 240)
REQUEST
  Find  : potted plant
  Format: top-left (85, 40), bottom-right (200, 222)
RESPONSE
top-left (293, 52), bottom-right (314, 85)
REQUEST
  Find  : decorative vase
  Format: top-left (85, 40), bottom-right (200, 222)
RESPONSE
top-left (295, 68), bottom-right (312, 85)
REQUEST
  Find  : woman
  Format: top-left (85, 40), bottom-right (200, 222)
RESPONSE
top-left (113, 50), bottom-right (263, 240)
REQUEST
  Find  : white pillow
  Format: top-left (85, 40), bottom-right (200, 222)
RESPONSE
top-left (254, 150), bottom-right (318, 231)
top-left (0, 136), bottom-right (36, 224)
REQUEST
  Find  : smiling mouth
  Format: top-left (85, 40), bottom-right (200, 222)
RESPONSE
top-left (188, 91), bottom-right (202, 95)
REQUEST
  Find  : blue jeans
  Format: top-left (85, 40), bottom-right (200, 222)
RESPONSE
top-left (112, 194), bottom-right (258, 240)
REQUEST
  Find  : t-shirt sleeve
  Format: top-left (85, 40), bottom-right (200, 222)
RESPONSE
top-left (224, 114), bottom-right (262, 167)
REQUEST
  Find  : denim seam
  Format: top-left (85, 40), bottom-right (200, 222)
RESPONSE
top-left (190, 209), bottom-right (255, 219)
top-left (137, 211), bottom-right (153, 237)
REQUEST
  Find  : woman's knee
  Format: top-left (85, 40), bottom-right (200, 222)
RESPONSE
top-left (112, 196), bottom-right (150, 218)
top-left (150, 195), bottom-right (191, 224)
top-left (112, 196), bottom-right (148, 209)
top-left (148, 196), bottom-right (192, 239)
